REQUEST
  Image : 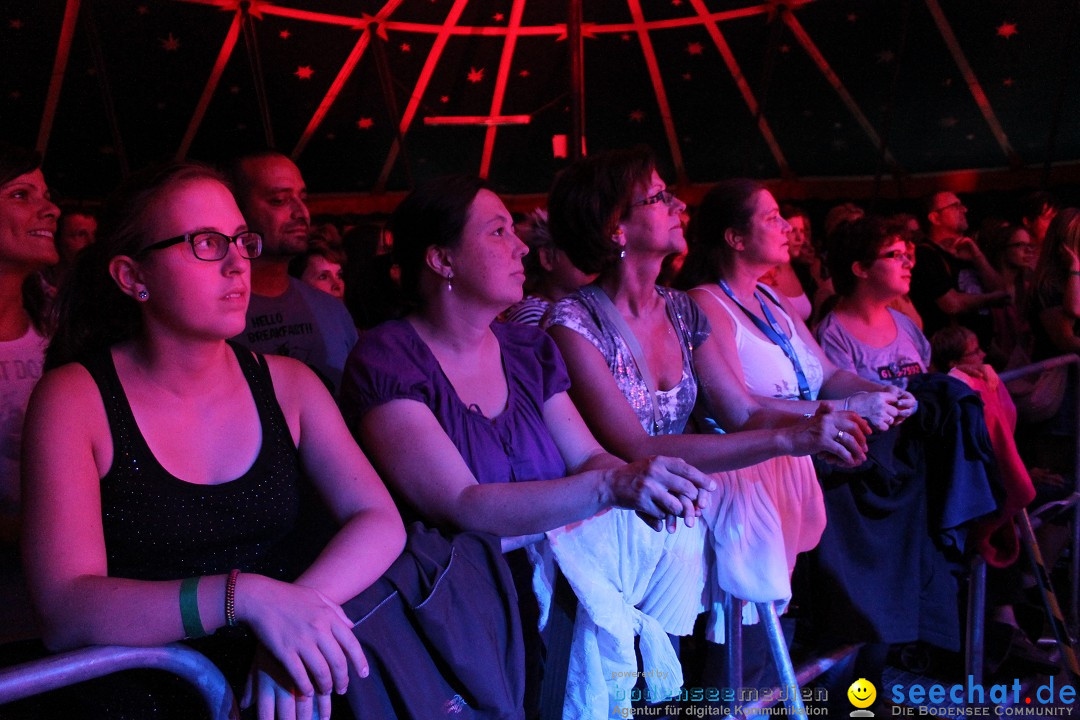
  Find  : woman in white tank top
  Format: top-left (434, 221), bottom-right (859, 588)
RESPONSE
top-left (677, 179), bottom-right (919, 704)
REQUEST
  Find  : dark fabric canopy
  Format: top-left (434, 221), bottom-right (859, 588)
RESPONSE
top-left (3, 0), bottom-right (1078, 203)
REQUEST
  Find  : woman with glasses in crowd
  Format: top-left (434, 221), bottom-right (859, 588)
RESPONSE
top-left (543, 150), bottom-right (871, 706)
top-left (812, 216), bottom-right (931, 388)
top-left (22, 162), bottom-right (405, 719)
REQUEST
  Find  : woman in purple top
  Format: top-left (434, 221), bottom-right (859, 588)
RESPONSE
top-left (340, 175), bottom-right (713, 542)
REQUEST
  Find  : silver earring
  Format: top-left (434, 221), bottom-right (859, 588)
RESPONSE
top-left (138, 290), bottom-right (149, 300)
top-left (619, 249), bottom-right (626, 259)
top-left (446, 272), bottom-right (453, 292)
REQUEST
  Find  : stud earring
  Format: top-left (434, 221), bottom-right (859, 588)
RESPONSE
top-left (137, 290), bottom-right (149, 300)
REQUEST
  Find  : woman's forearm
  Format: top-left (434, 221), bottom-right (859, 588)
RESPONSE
top-left (37, 574), bottom-right (230, 652)
top-left (293, 508), bottom-right (406, 605)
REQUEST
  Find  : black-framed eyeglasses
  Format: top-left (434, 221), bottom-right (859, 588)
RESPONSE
top-left (138, 231), bottom-right (263, 261)
top-left (632, 189), bottom-right (675, 207)
top-left (877, 250), bottom-right (913, 263)
top-left (934, 200), bottom-right (966, 213)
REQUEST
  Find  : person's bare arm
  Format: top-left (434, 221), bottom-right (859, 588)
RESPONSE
top-left (548, 322), bottom-right (869, 470)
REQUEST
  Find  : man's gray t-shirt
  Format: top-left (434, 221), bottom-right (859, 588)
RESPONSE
top-left (236, 277), bottom-right (358, 393)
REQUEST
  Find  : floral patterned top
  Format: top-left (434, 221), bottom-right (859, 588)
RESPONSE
top-left (543, 286), bottom-right (710, 436)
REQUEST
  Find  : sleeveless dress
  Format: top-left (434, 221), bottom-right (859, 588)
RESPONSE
top-left (692, 284), bottom-right (827, 619)
top-left (72, 341), bottom-right (328, 719)
top-left (542, 287), bottom-right (708, 718)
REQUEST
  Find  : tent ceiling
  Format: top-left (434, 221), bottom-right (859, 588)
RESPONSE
top-left (4, 0), bottom-right (1078, 205)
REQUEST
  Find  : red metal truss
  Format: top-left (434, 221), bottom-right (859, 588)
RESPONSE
top-left (923, 0), bottom-right (1022, 168)
top-left (176, 11), bottom-right (243, 160)
top-left (37, 0), bottom-right (81, 157)
top-left (687, 0), bottom-right (790, 177)
top-left (626, 0), bottom-right (687, 185)
top-left (782, 11), bottom-right (901, 173)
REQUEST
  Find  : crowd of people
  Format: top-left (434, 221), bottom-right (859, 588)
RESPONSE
top-left (0, 140), bottom-right (1077, 719)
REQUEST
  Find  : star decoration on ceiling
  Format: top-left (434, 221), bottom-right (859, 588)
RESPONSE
top-left (996, 22), bottom-right (1018, 39)
top-left (846, 13), bottom-right (857, 22)
top-left (686, 42), bottom-right (703, 56)
top-left (357, 117), bottom-right (374, 130)
top-left (779, 44), bottom-right (791, 54)
top-left (629, 110), bottom-right (645, 123)
top-left (9, 18), bottom-right (23, 29)
top-left (229, 85), bottom-right (240, 94)
top-left (136, 5), bottom-right (149, 14)
top-left (940, 116), bottom-right (958, 128)
top-left (400, 43), bottom-right (411, 52)
top-left (493, 12), bottom-right (504, 22)
top-left (295, 65), bottom-right (314, 80)
top-left (1003, 77), bottom-right (1014, 87)
top-left (279, 30), bottom-right (290, 39)
top-left (467, 67), bottom-right (484, 83)
top-left (519, 69), bottom-right (530, 77)
top-left (877, 50), bottom-right (895, 63)
top-left (161, 33), bottom-right (180, 51)
top-left (621, 33), bottom-right (631, 41)
top-left (682, 72), bottom-right (692, 81)
top-left (440, 95), bottom-right (449, 103)
top-left (672, 0), bottom-right (683, 6)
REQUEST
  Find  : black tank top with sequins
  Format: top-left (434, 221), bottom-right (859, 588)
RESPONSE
top-left (81, 341), bottom-right (330, 584)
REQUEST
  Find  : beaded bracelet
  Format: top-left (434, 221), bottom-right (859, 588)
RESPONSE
top-left (225, 569), bottom-right (240, 627)
top-left (180, 576), bottom-right (207, 638)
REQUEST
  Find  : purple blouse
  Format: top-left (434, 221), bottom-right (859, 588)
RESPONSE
top-left (341, 319), bottom-right (570, 489)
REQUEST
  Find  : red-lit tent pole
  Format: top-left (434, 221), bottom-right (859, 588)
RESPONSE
top-left (371, 23), bottom-right (414, 187)
top-left (568, 0), bottom-right (584, 160)
top-left (37, 0), bottom-right (80, 160)
top-left (871, 0), bottom-right (914, 203)
top-left (239, 0), bottom-right (275, 149)
top-left (84, 0), bottom-right (130, 178)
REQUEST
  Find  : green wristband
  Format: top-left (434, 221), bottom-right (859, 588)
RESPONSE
top-left (180, 576), bottom-right (207, 638)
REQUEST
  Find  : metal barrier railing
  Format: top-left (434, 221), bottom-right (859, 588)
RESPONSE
top-left (0, 644), bottom-right (238, 719)
top-left (999, 354), bottom-right (1080, 629)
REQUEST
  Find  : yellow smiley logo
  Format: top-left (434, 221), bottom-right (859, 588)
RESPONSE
top-left (847, 678), bottom-right (877, 709)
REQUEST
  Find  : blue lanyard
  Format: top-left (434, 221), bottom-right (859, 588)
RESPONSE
top-left (717, 279), bottom-right (813, 401)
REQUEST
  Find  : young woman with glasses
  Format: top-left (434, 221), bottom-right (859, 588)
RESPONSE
top-left (812, 215), bottom-right (932, 389)
top-left (22, 162), bottom-right (405, 719)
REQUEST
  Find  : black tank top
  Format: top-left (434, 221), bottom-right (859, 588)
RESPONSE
top-left (82, 341), bottom-right (326, 583)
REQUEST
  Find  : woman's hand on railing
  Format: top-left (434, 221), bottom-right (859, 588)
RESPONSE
top-left (235, 574), bottom-right (367, 720)
top-left (605, 455), bottom-right (716, 533)
top-left (786, 406), bottom-right (870, 466)
top-left (843, 389), bottom-right (900, 431)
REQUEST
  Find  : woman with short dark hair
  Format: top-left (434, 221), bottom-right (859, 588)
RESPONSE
top-left (814, 215), bottom-right (930, 388)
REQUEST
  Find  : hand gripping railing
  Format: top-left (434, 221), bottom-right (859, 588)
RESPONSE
top-left (0, 644), bottom-right (238, 719)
